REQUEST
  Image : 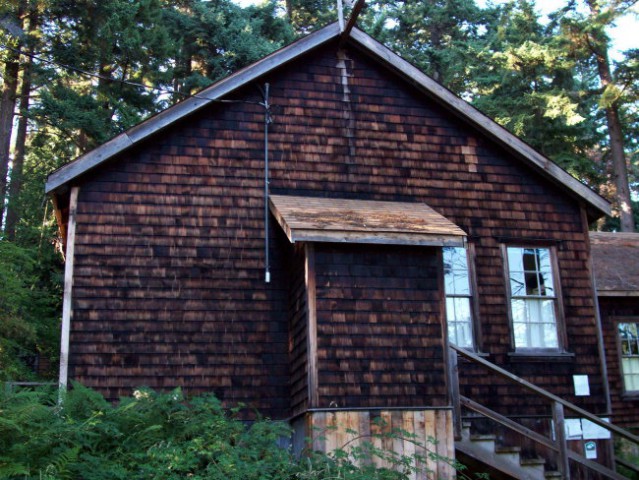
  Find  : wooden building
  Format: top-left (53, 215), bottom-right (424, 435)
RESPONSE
top-left (47, 22), bottom-right (638, 478)
top-left (591, 232), bottom-right (639, 430)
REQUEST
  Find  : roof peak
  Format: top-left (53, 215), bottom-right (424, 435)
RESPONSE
top-left (45, 22), bottom-right (610, 219)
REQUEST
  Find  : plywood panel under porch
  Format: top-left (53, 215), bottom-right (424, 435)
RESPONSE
top-left (296, 409), bottom-right (455, 480)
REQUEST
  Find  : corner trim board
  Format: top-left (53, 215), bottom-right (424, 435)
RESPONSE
top-left (305, 243), bottom-right (319, 408)
top-left (58, 186), bottom-right (79, 392)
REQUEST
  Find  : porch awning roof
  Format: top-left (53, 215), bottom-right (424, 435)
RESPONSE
top-left (269, 195), bottom-right (466, 247)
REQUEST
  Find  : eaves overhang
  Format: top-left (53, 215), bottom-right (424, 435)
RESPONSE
top-left (45, 22), bottom-right (342, 194)
top-left (45, 22), bottom-right (610, 220)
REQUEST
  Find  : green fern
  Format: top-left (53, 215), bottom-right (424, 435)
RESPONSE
top-left (41, 447), bottom-right (79, 480)
top-left (0, 462), bottom-right (30, 479)
top-left (0, 384), bottom-right (476, 479)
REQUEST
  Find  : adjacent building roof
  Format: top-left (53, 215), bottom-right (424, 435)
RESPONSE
top-left (590, 232), bottom-right (639, 296)
top-left (269, 195), bottom-right (466, 246)
top-left (45, 22), bottom-right (610, 218)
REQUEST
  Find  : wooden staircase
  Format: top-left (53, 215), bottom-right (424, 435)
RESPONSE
top-left (449, 345), bottom-right (639, 480)
top-left (455, 422), bottom-right (561, 480)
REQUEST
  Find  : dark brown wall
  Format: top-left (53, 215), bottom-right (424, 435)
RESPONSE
top-left (68, 40), bottom-right (605, 418)
top-left (71, 176), bottom-right (294, 416)
top-left (598, 297), bottom-right (639, 429)
top-left (288, 245), bottom-right (308, 416)
top-left (314, 244), bottom-right (446, 408)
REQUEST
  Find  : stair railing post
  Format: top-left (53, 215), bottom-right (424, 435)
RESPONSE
top-left (449, 346), bottom-right (462, 440)
top-left (552, 400), bottom-right (570, 479)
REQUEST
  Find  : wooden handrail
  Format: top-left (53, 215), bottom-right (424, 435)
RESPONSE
top-left (460, 395), bottom-right (557, 452)
top-left (616, 457), bottom-right (639, 475)
top-left (451, 344), bottom-right (639, 445)
top-left (460, 395), bottom-right (631, 480)
top-left (566, 451), bottom-right (629, 480)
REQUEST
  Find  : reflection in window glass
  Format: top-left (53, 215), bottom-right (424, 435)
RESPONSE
top-left (444, 247), bottom-right (474, 349)
top-left (507, 247), bottom-right (558, 349)
top-left (619, 322), bottom-right (639, 391)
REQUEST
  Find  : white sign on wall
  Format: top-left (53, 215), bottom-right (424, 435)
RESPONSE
top-left (585, 441), bottom-right (597, 459)
top-left (563, 418), bottom-right (611, 440)
top-left (573, 375), bottom-right (590, 396)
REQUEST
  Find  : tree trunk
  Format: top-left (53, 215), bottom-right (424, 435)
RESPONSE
top-left (0, 3), bottom-right (25, 228)
top-left (285, 0), bottom-right (293, 21)
top-left (587, 0), bottom-right (634, 231)
top-left (5, 7), bottom-right (38, 240)
top-left (605, 101), bottom-right (634, 231)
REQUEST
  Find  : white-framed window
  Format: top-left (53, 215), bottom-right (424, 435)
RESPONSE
top-left (505, 246), bottom-right (560, 349)
top-left (619, 322), bottom-right (639, 392)
top-left (444, 246), bottom-right (475, 349)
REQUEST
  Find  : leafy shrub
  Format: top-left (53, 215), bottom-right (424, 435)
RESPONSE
top-left (0, 241), bottom-right (61, 381)
top-left (616, 437), bottom-right (639, 480)
top-left (0, 384), bottom-right (470, 479)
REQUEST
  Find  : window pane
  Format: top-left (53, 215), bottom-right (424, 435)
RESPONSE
top-left (619, 323), bottom-right (639, 355)
top-left (507, 247), bottom-right (559, 349)
top-left (619, 323), bottom-right (639, 391)
top-left (508, 247), bottom-right (524, 272)
top-left (444, 246), bottom-right (475, 351)
top-left (542, 322), bottom-right (559, 348)
top-left (452, 297), bottom-right (471, 322)
top-left (539, 272), bottom-right (554, 296)
top-left (524, 272), bottom-right (541, 295)
top-left (622, 358), bottom-right (639, 391)
top-left (455, 322), bottom-right (473, 349)
top-left (447, 297), bottom-right (473, 348)
top-left (537, 248), bottom-right (552, 271)
top-left (511, 299), bottom-right (526, 323)
top-left (523, 249), bottom-right (538, 271)
top-left (444, 247), bottom-right (470, 295)
top-left (541, 299), bottom-right (556, 322)
top-left (510, 272), bottom-right (526, 297)
top-left (452, 272), bottom-right (470, 295)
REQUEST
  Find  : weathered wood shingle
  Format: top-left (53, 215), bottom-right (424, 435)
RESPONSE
top-left (64, 41), bottom-right (606, 418)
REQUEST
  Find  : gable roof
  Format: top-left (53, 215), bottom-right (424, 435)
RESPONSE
top-left (45, 22), bottom-right (610, 218)
top-left (590, 232), bottom-right (639, 296)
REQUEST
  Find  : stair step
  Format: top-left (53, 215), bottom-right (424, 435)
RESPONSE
top-left (520, 457), bottom-right (545, 467)
top-left (520, 456), bottom-right (546, 473)
top-left (544, 471), bottom-right (563, 479)
top-left (469, 434), bottom-right (496, 441)
top-left (495, 445), bottom-right (522, 454)
top-left (493, 445), bottom-right (522, 464)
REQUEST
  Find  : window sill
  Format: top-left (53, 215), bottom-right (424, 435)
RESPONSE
top-left (621, 392), bottom-right (639, 401)
top-left (507, 351), bottom-right (575, 363)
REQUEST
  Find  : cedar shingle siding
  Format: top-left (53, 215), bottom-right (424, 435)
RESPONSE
top-left (67, 42), bottom-right (605, 418)
top-left (314, 244), bottom-right (446, 408)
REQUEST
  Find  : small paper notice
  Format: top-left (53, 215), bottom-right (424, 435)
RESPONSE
top-left (585, 441), bottom-right (597, 459)
top-left (565, 418), bottom-right (583, 440)
top-left (573, 375), bottom-right (590, 396)
top-left (582, 418), bottom-right (611, 440)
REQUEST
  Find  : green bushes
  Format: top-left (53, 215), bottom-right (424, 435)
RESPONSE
top-left (0, 384), bottom-right (462, 479)
top-left (1, 384), bottom-right (293, 479)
